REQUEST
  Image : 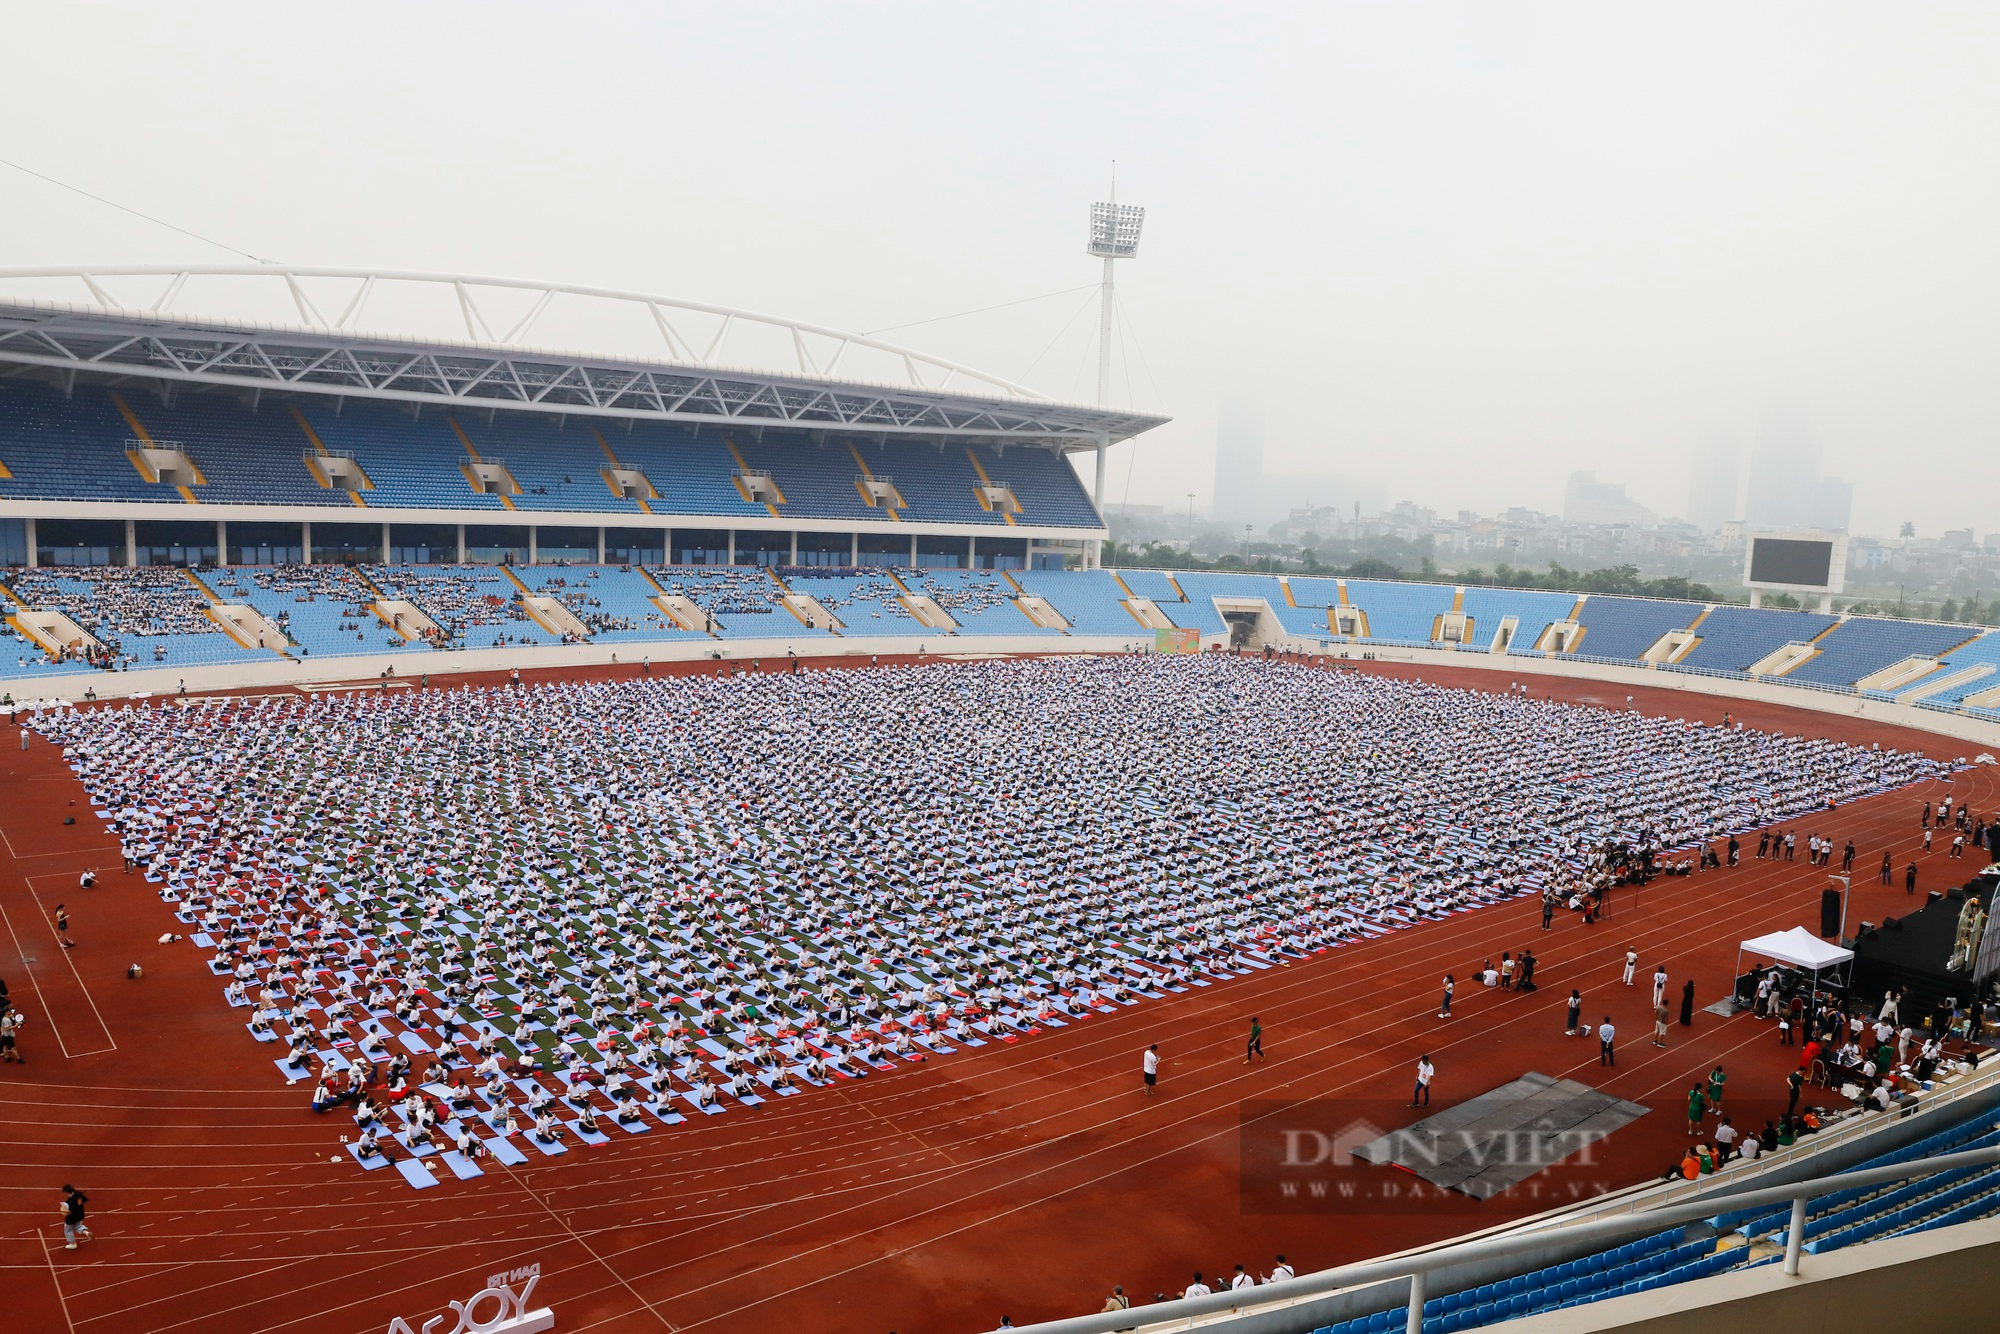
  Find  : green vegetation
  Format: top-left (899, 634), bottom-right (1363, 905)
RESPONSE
top-left (1100, 542), bottom-right (1719, 603)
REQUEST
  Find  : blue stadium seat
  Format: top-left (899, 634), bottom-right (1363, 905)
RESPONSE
top-left (1345, 579), bottom-right (1456, 644)
top-left (1785, 618), bottom-right (1978, 687)
top-left (1574, 595), bottom-right (1703, 660)
top-left (1677, 606), bottom-right (1838, 673)
top-left (1460, 587), bottom-right (1577, 652)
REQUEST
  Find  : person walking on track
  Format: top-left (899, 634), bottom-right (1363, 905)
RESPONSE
top-left (1142, 1044), bottom-right (1159, 1096)
top-left (1439, 974), bottom-right (1454, 1019)
top-left (1244, 1016), bottom-right (1265, 1064)
top-left (60, 1185), bottom-right (90, 1249)
top-left (1413, 1055), bottom-right (1435, 1107)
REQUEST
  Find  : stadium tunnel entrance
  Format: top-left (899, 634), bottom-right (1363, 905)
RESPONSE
top-left (1215, 597), bottom-right (1284, 650)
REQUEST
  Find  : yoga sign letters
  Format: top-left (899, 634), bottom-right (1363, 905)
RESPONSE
top-left (386, 1264), bottom-right (553, 1334)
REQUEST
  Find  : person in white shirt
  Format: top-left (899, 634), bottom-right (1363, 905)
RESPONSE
top-left (1713, 1117), bottom-right (1738, 1161)
top-left (1142, 1044), bottom-right (1159, 1096)
top-left (1268, 1256), bottom-right (1294, 1284)
top-left (1230, 1265), bottom-right (1254, 1290)
top-left (1184, 1273), bottom-right (1212, 1299)
top-left (1413, 1056), bottom-right (1435, 1108)
top-left (1598, 1018), bottom-right (1616, 1066)
top-left (1621, 949), bottom-right (1638, 985)
top-left (1738, 1133), bottom-right (1761, 1161)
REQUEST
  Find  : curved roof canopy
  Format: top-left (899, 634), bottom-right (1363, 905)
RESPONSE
top-left (0, 266), bottom-right (1167, 449)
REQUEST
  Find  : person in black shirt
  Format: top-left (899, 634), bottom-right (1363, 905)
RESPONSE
top-left (60, 1184), bottom-right (90, 1249)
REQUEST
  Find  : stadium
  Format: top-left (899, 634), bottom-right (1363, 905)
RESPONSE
top-left (3, 259), bottom-right (2000, 1334)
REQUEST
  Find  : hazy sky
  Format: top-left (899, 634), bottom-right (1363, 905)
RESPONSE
top-left (3, 4), bottom-right (1995, 538)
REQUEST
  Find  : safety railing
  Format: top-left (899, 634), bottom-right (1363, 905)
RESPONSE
top-left (1534, 1057), bottom-right (2000, 1227)
top-left (1006, 1144), bottom-right (2000, 1334)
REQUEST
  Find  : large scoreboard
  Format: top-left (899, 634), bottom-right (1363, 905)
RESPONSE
top-left (1743, 531), bottom-right (1846, 611)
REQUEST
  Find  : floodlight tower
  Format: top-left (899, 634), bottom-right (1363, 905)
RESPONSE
top-left (1085, 173), bottom-right (1144, 547)
top-left (1088, 182), bottom-right (1144, 407)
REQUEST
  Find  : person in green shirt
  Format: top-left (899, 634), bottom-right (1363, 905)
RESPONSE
top-left (1687, 1086), bottom-right (1707, 1135)
top-left (1706, 1065), bottom-right (1725, 1114)
top-left (1695, 1143), bottom-right (1715, 1174)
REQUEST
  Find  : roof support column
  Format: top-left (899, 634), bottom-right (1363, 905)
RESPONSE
top-left (301, 521), bottom-right (312, 565)
top-left (23, 516), bottom-right (36, 568)
top-left (1091, 431), bottom-right (1109, 570)
top-left (125, 518), bottom-right (136, 568)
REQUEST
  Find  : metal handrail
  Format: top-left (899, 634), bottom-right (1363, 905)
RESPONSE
top-left (1516, 1059), bottom-right (2000, 1234)
top-left (1006, 1144), bottom-right (2000, 1334)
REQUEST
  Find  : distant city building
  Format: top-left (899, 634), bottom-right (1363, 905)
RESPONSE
top-left (1209, 395), bottom-right (1386, 526)
top-left (1808, 476), bottom-right (1854, 534)
top-left (1742, 414), bottom-right (1849, 533)
top-left (1211, 397), bottom-right (1266, 522)
top-left (1563, 471), bottom-right (1656, 527)
top-left (1687, 433), bottom-right (1742, 532)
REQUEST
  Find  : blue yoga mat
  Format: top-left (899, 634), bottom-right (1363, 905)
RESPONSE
top-left (395, 1158), bottom-right (440, 1189)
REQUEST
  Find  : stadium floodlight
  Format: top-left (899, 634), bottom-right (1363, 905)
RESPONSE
top-left (1083, 173), bottom-right (1145, 539)
top-left (1087, 176), bottom-right (1146, 414)
top-left (1086, 201), bottom-right (1145, 260)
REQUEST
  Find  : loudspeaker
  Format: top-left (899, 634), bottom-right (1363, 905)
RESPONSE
top-left (1821, 888), bottom-right (1842, 937)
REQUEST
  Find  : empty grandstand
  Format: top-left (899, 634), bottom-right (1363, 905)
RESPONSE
top-left (1674, 606), bottom-right (1839, 674)
top-left (1345, 578), bottom-right (1457, 645)
top-left (1573, 594), bottom-right (1703, 661)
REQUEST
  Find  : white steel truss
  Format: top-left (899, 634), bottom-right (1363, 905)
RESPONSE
top-left (0, 267), bottom-right (1167, 449)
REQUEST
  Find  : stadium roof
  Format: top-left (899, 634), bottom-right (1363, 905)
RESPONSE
top-left (0, 266), bottom-right (1169, 450)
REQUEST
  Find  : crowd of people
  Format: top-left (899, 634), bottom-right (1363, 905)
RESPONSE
top-left (784, 572), bottom-right (921, 626)
top-left (533, 573), bottom-right (639, 636)
top-left (363, 565), bottom-right (552, 647)
top-left (27, 656), bottom-right (1949, 1165)
top-left (911, 570), bottom-right (1014, 618)
top-left (5, 566), bottom-right (233, 671)
top-left (8, 566), bottom-right (224, 640)
top-left (653, 567), bottom-right (783, 621)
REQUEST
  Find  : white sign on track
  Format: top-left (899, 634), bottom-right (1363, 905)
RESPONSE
top-left (386, 1264), bottom-right (553, 1334)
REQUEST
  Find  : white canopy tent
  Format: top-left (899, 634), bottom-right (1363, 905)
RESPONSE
top-left (1736, 926), bottom-right (1856, 1005)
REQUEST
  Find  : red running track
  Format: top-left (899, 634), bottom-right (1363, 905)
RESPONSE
top-left (0, 657), bottom-right (1993, 1334)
